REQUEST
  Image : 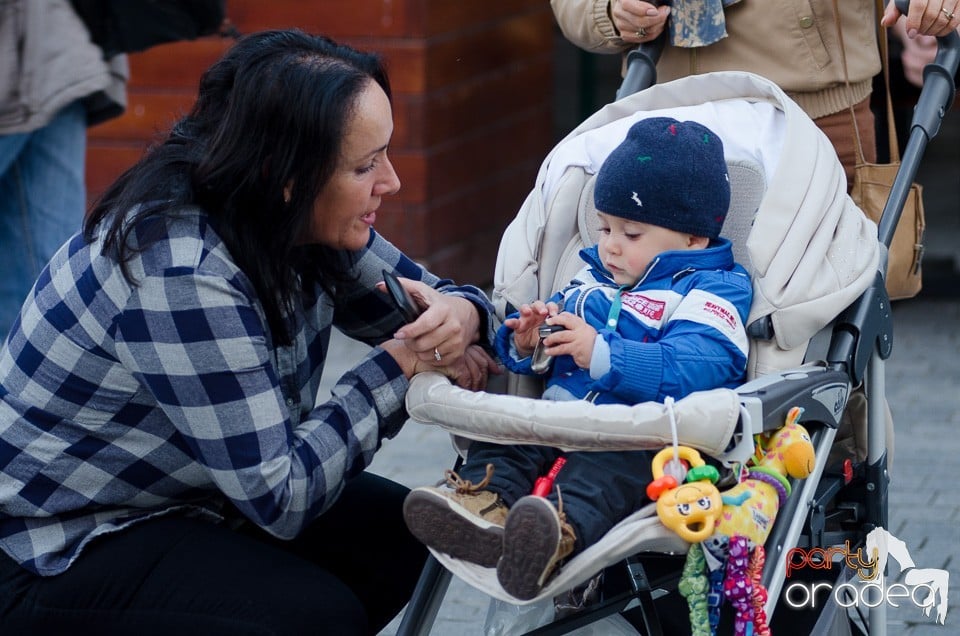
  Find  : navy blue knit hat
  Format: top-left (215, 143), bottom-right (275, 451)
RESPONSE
top-left (593, 117), bottom-right (730, 239)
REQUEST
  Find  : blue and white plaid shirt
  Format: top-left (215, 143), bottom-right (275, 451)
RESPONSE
top-left (0, 207), bottom-right (493, 575)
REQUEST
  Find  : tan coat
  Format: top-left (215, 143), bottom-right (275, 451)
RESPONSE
top-left (551, 0), bottom-right (882, 119)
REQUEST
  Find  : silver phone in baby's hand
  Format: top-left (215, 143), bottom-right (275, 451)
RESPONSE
top-left (538, 323), bottom-right (566, 339)
top-left (531, 323), bottom-right (565, 374)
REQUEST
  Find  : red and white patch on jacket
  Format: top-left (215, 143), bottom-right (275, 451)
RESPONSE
top-left (621, 293), bottom-right (667, 322)
top-left (616, 289), bottom-right (682, 329)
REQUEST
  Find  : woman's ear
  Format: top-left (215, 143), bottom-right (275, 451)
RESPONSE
top-left (283, 181), bottom-right (293, 204)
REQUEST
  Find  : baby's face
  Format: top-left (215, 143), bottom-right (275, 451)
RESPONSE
top-left (596, 212), bottom-right (705, 286)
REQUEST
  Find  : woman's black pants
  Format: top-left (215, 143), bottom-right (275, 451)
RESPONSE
top-left (0, 472), bottom-right (426, 635)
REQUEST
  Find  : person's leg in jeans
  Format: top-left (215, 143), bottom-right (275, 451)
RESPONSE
top-left (0, 472), bottom-right (424, 635)
top-left (0, 515), bottom-right (362, 635)
top-left (0, 101), bottom-right (86, 340)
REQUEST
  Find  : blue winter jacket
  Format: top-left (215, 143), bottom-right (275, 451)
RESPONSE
top-left (494, 239), bottom-right (752, 405)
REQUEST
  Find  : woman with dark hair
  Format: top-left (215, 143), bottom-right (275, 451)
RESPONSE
top-left (0, 30), bottom-right (498, 634)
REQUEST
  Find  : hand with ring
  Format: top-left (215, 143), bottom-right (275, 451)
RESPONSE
top-left (889, 17), bottom-right (939, 87)
top-left (610, 0), bottom-right (671, 43)
top-left (881, 0), bottom-right (960, 38)
top-left (380, 338), bottom-right (499, 391)
top-left (377, 276), bottom-right (500, 389)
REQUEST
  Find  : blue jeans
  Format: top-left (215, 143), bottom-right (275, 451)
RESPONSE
top-left (0, 101), bottom-right (86, 341)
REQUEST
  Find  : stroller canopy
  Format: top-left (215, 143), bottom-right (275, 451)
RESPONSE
top-left (495, 71), bottom-right (879, 376)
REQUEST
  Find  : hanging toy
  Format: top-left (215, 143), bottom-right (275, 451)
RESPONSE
top-left (710, 406), bottom-right (815, 550)
top-left (694, 406), bottom-right (814, 635)
top-left (531, 456), bottom-right (567, 497)
top-left (647, 446), bottom-right (722, 543)
top-left (748, 545), bottom-right (771, 636)
top-left (723, 536), bottom-right (754, 636)
top-left (678, 543), bottom-right (712, 636)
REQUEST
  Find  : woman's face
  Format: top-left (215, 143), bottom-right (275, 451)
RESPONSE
top-left (305, 80), bottom-right (401, 250)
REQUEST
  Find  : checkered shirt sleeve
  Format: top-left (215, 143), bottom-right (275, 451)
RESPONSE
top-left (0, 210), bottom-right (493, 575)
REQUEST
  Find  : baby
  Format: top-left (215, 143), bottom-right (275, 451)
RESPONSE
top-left (404, 117), bottom-right (753, 600)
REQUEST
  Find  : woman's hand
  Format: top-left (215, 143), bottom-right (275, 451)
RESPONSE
top-left (376, 277), bottom-right (500, 390)
top-left (451, 344), bottom-right (502, 391)
top-left (380, 340), bottom-right (500, 390)
top-left (900, 28), bottom-right (939, 87)
top-left (376, 277), bottom-right (481, 365)
top-left (537, 311), bottom-right (598, 370)
top-left (502, 300), bottom-right (560, 356)
top-left (882, 0), bottom-right (960, 38)
top-left (610, 0), bottom-right (670, 44)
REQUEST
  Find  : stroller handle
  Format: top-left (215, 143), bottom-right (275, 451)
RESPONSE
top-left (615, 38), bottom-right (664, 100)
top-left (881, 0), bottom-right (960, 248)
top-left (614, 0), bottom-right (668, 100)
top-left (829, 1), bottom-right (957, 383)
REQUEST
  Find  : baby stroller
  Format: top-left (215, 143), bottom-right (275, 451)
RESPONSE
top-left (396, 13), bottom-right (960, 635)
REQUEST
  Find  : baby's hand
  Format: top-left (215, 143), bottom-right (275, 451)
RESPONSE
top-left (537, 312), bottom-right (597, 369)
top-left (503, 301), bottom-right (560, 356)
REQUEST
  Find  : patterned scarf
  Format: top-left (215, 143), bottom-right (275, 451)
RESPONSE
top-left (669, 0), bottom-right (742, 47)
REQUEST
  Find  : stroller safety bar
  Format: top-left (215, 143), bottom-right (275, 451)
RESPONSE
top-left (737, 364), bottom-right (851, 432)
top-left (405, 372), bottom-right (740, 458)
top-left (406, 362), bottom-right (850, 461)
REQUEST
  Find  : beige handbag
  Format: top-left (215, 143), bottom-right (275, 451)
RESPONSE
top-left (843, 0), bottom-right (926, 300)
top-left (850, 165), bottom-right (925, 300)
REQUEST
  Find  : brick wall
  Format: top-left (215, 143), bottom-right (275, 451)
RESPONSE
top-left (86, 0), bottom-right (555, 286)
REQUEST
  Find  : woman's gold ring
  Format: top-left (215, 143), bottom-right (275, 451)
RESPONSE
top-left (434, 347), bottom-right (442, 362)
top-left (943, 8), bottom-right (955, 20)
top-left (636, 26), bottom-right (647, 38)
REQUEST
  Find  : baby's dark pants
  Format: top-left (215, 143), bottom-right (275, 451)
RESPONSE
top-left (0, 472), bottom-right (426, 636)
top-left (459, 442), bottom-right (654, 554)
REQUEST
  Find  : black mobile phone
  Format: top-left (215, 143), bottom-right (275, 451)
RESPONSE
top-left (382, 270), bottom-right (422, 323)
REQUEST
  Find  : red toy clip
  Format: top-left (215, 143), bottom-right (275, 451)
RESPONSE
top-left (532, 457), bottom-right (567, 497)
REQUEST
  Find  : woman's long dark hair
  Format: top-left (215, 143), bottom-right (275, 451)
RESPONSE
top-left (84, 30), bottom-right (392, 344)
